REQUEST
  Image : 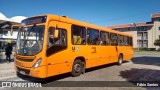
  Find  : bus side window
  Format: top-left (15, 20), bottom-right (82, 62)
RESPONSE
top-left (110, 33), bottom-right (117, 46)
top-left (47, 27), bottom-right (67, 48)
top-left (118, 35), bottom-right (124, 46)
top-left (47, 27), bottom-right (54, 48)
top-left (100, 31), bottom-right (109, 45)
top-left (127, 36), bottom-right (130, 46)
top-left (71, 25), bottom-right (86, 45)
top-left (87, 28), bottom-right (99, 45)
top-left (129, 37), bottom-right (133, 46)
top-left (46, 28), bottom-right (67, 56)
top-left (124, 36), bottom-right (129, 46)
top-left (59, 29), bottom-right (67, 46)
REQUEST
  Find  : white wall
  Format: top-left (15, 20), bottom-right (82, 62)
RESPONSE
top-left (2, 31), bottom-right (18, 39)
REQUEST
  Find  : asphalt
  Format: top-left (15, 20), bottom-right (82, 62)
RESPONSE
top-left (1, 51), bottom-right (160, 90)
top-left (0, 51), bottom-right (159, 80)
top-left (0, 52), bottom-right (15, 79)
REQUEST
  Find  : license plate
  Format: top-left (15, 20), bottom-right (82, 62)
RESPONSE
top-left (20, 70), bottom-right (26, 75)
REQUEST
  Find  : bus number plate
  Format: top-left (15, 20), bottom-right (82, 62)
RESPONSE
top-left (20, 70), bottom-right (26, 75)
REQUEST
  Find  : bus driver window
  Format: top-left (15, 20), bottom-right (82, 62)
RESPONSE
top-left (47, 27), bottom-right (54, 48)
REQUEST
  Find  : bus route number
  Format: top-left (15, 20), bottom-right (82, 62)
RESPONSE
top-left (91, 47), bottom-right (96, 53)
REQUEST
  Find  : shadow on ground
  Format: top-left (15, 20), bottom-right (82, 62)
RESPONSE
top-left (132, 56), bottom-right (160, 66)
top-left (17, 62), bottom-right (126, 84)
top-left (17, 72), bottom-right (71, 84)
top-left (120, 68), bottom-right (160, 81)
top-left (0, 59), bottom-right (14, 64)
top-left (120, 68), bottom-right (160, 89)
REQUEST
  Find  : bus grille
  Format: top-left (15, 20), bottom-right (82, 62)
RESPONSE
top-left (16, 57), bottom-right (34, 62)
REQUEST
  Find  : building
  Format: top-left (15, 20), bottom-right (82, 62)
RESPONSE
top-left (107, 14), bottom-right (160, 50)
top-left (0, 12), bottom-right (27, 52)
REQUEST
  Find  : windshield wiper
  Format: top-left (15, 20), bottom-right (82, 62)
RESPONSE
top-left (27, 24), bottom-right (36, 37)
top-left (24, 24), bottom-right (36, 48)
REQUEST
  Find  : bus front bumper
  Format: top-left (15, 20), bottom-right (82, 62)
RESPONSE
top-left (15, 65), bottom-right (47, 78)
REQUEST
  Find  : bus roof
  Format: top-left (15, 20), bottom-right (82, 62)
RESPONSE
top-left (25, 14), bottom-right (132, 37)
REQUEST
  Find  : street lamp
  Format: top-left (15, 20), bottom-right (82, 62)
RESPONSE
top-left (132, 23), bottom-right (139, 51)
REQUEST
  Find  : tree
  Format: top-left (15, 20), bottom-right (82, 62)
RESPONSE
top-left (154, 39), bottom-right (160, 51)
top-left (154, 39), bottom-right (160, 46)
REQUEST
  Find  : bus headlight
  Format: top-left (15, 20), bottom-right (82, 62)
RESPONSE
top-left (33, 58), bottom-right (42, 68)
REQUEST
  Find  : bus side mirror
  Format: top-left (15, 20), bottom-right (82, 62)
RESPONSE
top-left (54, 29), bottom-right (59, 38)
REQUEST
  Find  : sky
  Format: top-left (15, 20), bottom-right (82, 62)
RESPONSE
top-left (0, 0), bottom-right (160, 27)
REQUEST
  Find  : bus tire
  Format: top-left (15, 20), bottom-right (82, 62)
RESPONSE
top-left (71, 60), bottom-right (83, 77)
top-left (118, 55), bottom-right (123, 65)
top-left (82, 61), bottom-right (85, 74)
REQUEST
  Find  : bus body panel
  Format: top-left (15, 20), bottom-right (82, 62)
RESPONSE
top-left (15, 53), bottom-right (43, 68)
top-left (117, 46), bottom-right (132, 60)
top-left (46, 21), bottom-right (71, 77)
top-left (86, 46), bottom-right (101, 68)
top-left (15, 64), bottom-right (47, 78)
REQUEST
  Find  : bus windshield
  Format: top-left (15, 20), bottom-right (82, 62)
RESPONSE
top-left (16, 25), bottom-right (44, 55)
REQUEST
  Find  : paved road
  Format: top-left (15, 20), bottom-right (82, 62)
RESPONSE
top-left (1, 52), bottom-right (160, 90)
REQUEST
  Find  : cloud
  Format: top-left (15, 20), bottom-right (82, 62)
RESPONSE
top-left (0, 12), bottom-right (27, 23)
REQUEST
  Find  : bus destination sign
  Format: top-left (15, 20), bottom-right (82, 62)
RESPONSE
top-left (21, 16), bottom-right (47, 25)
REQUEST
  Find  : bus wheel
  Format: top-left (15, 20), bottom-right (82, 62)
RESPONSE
top-left (118, 55), bottom-right (123, 65)
top-left (82, 61), bottom-right (85, 74)
top-left (71, 60), bottom-right (83, 77)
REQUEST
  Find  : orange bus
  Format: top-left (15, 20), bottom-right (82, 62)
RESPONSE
top-left (14, 14), bottom-right (133, 78)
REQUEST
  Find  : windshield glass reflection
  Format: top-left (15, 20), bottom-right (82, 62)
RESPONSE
top-left (16, 25), bottom-right (44, 55)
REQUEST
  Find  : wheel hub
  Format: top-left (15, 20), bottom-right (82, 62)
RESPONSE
top-left (74, 64), bottom-right (81, 72)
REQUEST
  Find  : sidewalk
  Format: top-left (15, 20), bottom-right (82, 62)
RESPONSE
top-left (0, 52), bottom-right (16, 79)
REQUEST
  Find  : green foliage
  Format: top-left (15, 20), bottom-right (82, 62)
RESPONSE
top-left (134, 48), bottom-right (156, 51)
top-left (157, 48), bottom-right (160, 52)
top-left (147, 48), bottom-right (156, 51)
top-left (154, 39), bottom-right (160, 46)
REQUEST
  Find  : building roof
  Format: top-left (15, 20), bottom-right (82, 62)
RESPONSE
top-left (135, 22), bottom-right (148, 27)
top-left (107, 24), bottom-right (133, 29)
top-left (107, 13), bottom-right (159, 29)
top-left (151, 14), bottom-right (160, 18)
top-left (107, 22), bottom-right (153, 29)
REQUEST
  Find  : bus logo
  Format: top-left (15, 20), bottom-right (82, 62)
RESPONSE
top-left (91, 47), bottom-right (96, 53)
top-left (72, 47), bottom-right (75, 50)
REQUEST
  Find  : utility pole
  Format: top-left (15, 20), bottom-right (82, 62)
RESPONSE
top-left (133, 23), bottom-right (139, 51)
